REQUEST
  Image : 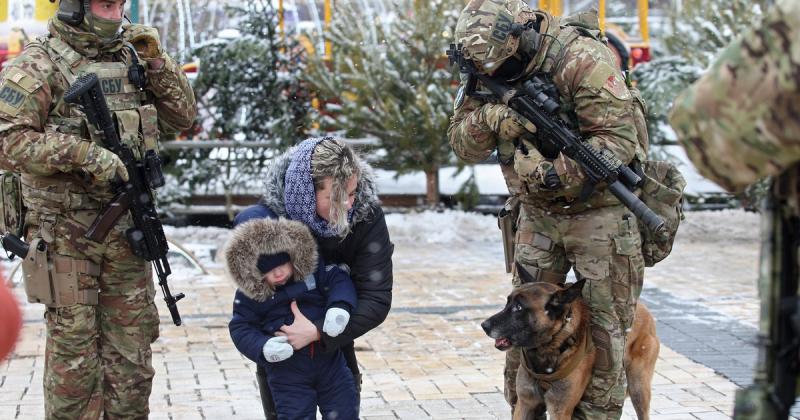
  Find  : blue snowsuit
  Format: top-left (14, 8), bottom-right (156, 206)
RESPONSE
top-left (228, 236), bottom-right (359, 419)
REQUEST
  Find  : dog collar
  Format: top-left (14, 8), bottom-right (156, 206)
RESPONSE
top-left (521, 325), bottom-right (594, 383)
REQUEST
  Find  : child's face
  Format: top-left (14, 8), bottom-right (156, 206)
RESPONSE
top-left (263, 262), bottom-right (294, 287)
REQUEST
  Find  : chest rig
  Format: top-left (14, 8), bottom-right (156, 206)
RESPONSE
top-left (21, 35), bottom-right (159, 213)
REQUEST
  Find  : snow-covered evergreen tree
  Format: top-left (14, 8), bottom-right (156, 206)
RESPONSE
top-left (632, 0), bottom-right (769, 146)
top-left (162, 0), bottom-right (310, 219)
top-left (304, 0), bottom-right (461, 206)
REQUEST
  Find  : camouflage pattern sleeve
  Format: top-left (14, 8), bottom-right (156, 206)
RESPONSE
top-left (448, 84), bottom-right (498, 163)
top-left (551, 38), bottom-right (639, 187)
top-left (0, 50), bottom-right (97, 176)
top-left (669, 0), bottom-right (800, 193)
top-left (145, 53), bottom-right (197, 135)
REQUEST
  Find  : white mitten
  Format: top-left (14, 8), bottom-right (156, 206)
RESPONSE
top-left (262, 336), bottom-right (293, 363)
top-left (323, 307), bottom-right (350, 337)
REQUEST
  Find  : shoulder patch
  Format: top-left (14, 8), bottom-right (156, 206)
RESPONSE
top-left (0, 68), bottom-right (41, 117)
top-left (3, 68), bottom-right (42, 94)
top-left (0, 75), bottom-right (35, 117)
top-left (585, 61), bottom-right (630, 100)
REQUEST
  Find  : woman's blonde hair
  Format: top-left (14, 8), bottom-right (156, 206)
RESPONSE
top-left (311, 138), bottom-right (361, 236)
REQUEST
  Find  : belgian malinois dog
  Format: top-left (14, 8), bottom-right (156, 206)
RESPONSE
top-left (482, 280), bottom-right (659, 420)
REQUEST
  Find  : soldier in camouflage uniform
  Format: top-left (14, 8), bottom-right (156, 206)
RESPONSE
top-left (0, 0), bottom-right (196, 418)
top-left (449, 1), bottom-right (648, 418)
top-left (669, 0), bottom-right (800, 190)
top-left (670, 1), bottom-right (800, 417)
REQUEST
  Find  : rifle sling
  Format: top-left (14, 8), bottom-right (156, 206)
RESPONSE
top-left (85, 192), bottom-right (132, 243)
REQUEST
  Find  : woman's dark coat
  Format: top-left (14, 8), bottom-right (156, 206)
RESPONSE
top-left (233, 149), bottom-right (393, 353)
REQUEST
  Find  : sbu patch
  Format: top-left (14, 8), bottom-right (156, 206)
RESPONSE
top-left (0, 85), bottom-right (25, 108)
top-left (0, 68), bottom-right (41, 117)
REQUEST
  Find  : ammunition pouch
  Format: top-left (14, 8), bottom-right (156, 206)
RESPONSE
top-left (638, 160), bottom-right (687, 267)
top-left (498, 195), bottom-right (521, 273)
top-left (20, 174), bottom-right (105, 212)
top-left (21, 237), bottom-right (100, 307)
top-left (0, 172), bottom-right (25, 237)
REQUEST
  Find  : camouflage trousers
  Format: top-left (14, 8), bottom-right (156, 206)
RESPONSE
top-left (26, 209), bottom-right (159, 420)
top-left (505, 204), bottom-right (644, 420)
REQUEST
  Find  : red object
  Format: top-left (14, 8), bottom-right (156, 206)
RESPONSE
top-left (630, 47), bottom-right (652, 67)
top-left (0, 273), bottom-right (22, 362)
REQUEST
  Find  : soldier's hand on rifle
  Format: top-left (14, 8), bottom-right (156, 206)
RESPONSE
top-left (514, 140), bottom-right (562, 190)
top-left (480, 103), bottom-right (537, 143)
top-left (79, 142), bottom-right (129, 184)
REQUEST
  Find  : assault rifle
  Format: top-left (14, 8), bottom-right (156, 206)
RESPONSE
top-left (64, 73), bottom-right (185, 326)
top-left (447, 43), bottom-right (665, 233)
top-left (733, 172), bottom-right (800, 420)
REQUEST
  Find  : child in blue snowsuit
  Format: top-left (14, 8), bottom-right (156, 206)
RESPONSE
top-left (226, 218), bottom-right (359, 419)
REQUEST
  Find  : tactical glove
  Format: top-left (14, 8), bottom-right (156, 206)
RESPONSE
top-left (322, 307), bottom-right (350, 338)
top-left (480, 103), bottom-right (537, 143)
top-left (77, 142), bottom-right (129, 184)
top-left (515, 141), bottom-right (562, 190)
top-left (125, 25), bottom-right (163, 60)
top-left (262, 336), bottom-right (293, 363)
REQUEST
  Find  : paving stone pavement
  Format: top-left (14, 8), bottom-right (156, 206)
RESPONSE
top-left (0, 225), bottom-right (780, 419)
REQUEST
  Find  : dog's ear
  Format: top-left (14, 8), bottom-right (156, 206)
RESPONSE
top-left (545, 280), bottom-right (586, 320)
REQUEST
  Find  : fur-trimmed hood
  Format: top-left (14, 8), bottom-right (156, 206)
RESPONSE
top-left (224, 218), bottom-right (318, 302)
top-left (259, 144), bottom-right (380, 228)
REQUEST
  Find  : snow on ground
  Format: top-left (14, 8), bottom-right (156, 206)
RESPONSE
top-left (163, 208), bottom-right (758, 252)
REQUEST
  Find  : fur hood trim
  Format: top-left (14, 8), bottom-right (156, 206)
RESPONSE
top-left (259, 143), bottom-right (380, 227)
top-left (224, 218), bottom-right (318, 302)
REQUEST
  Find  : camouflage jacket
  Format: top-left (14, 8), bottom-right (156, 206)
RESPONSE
top-left (669, 0), bottom-right (800, 193)
top-left (0, 19), bottom-right (196, 188)
top-left (448, 10), bottom-right (641, 212)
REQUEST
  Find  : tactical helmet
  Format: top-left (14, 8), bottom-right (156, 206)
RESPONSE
top-left (455, 0), bottom-right (537, 77)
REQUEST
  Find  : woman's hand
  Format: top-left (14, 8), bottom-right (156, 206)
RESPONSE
top-left (277, 301), bottom-right (321, 350)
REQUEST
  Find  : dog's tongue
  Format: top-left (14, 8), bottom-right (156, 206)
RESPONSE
top-left (495, 337), bottom-right (511, 349)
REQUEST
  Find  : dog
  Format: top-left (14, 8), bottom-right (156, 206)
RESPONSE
top-left (481, 279), bottom-right (659, 420)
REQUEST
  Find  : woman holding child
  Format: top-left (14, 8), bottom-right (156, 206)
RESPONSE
top-left (227, 137), bottom-right (394, 419)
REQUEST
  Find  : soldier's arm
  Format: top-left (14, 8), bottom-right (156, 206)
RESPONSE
top-left (551, 39), bottom-right (639, 186)
top-left (669, 0), bottom-right (800, 192)
top-left (448, 88), bottom-right (498, 163)
top-left (145, 53), bottom-right (197, 135)
top-left (0, 55), bottom-right (98, 176)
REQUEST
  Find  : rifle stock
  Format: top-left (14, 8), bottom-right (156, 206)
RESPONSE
top-left (64, 73), bottom-right (185, 326)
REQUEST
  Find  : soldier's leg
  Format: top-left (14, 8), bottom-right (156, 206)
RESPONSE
top-left (505, 206), bottom-right (569, 409)
top-left (98, 217), bottom-right (159, 419)
top-left (44, 305), bottom-right (103, 420)
top-left (570, 207), bottom-right (643, 420)
top-left (33, 213), bottom-right (104, 419)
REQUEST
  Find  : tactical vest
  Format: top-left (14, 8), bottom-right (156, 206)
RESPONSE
top-left (20, 35), bottom-right (159, 214)
top-left (500, 13), bottom-right (649, 214)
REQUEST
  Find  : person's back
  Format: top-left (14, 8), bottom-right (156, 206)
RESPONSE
top-left (670, 0), bottom-right (800, 417)
top-left (226, 218), bottom-right (359, 419)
